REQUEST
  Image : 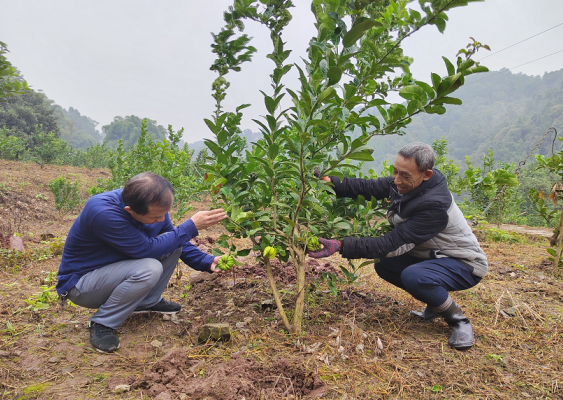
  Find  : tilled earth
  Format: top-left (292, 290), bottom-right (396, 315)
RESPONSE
top-left (1, 160), bottom-right (562, 400)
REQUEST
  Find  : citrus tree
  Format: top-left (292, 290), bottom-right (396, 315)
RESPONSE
top-left (203, 0), bottom-right (488, 334)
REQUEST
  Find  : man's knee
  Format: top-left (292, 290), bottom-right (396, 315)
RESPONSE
top-left (400, 265), bottom-right (428, 292)
top-left (133, 258), bottom-right (163, 285)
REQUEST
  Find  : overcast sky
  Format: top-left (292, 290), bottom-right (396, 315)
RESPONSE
top-left (1, 0), bottom-right (562, 144)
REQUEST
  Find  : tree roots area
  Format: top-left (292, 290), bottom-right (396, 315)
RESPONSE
top-left (0, 160), bottom-right (562, 399)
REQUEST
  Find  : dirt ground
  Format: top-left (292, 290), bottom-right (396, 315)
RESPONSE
top-left (0, 160), bottom-right (562, 399)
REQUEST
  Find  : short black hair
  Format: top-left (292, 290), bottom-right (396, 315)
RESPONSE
top-left (121, 172), bottom-right (174, 215)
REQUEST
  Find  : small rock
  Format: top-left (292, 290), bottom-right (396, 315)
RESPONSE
top-left (535, 272), bottom-right (546, 280)
top-left (235, 321), bottom-right (247, 329)
top-left (40, 233), bottom-right (55, 241)
top-left (502, 307), bottom-right (517, 316)
top-left (261, 299), bottom-right (274, 311)
top-left (10, 236), bottom-right (25, 252)
top-left (189, 360), bottom-right (205, 376)
top-left (62, 366), bottom-right (74, 374)
top-left (151, 340), bottom-right (163, 348)
top-left (154, 392), bottom-right (171, 400)
top-left (198, 323), bottom-right (231, 343)
top-left (92, 358), bottom-right (105, 367)
top-left (0, 351), bottom-right (10, 357)
top-left (162, 313), bottom-right (180, 324)
top-left (178, 395), bottom-right (187, 400)
top-left (48, 356), bottom-right (61, 363)
top-left (189, 272), bottom-right (217, 285)
top-left (113, 384), bottom-right (131, 394)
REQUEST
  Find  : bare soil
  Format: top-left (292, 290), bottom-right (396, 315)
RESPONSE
top-left (1, 160), bottom-right (562, 400)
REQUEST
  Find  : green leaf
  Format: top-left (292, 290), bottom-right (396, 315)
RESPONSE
top-left (327, 67), bottom-right (343, 85)
top-left (415, 81), bottom-right (435, 100)
top-left (347, 149), bottom-right (374, 161)
top-left (236, 104), bottom-right (251, 112)
top-left (204, 140), bottom-right (223, 156)
top-left (431, 73), bottom-right (441, 90)
top-left (342, 18), bottom-right (377, 48)
top-left (432, 97), bottom-right (462, 105)
top-left (211, 248), bottom-right (224, 256)
top-left (203, 119), bottom-right (218, 134)
top-left (317, 87), bottom-right (336, 104)
top-left (443, 57), bottom-right (455, 76)
top-left (265, 96), bottom-right (276, 114)
top-left (268, 143), bottom-right (279, 160)
top-left (319, 59), bottom-right (328, 76)
top-left (236, 249), bottom-right (251, 257)
top-left (399, 85), bottom-right (426, 101)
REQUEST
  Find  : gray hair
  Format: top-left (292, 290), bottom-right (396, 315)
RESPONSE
top-left (397, 142), bottom-right (435, 172)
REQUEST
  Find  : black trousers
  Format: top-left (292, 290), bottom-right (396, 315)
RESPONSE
top-left (374, 253), bottom-right (481, 308)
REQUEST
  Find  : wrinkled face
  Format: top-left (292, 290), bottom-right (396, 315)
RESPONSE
top-left (392, 155), bottom-right (433, 194)
top-left (125, 204), bottom-right (171, 225)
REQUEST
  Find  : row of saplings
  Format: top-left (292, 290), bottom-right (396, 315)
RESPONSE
top-left (216, 237), bottom-right (322, 271)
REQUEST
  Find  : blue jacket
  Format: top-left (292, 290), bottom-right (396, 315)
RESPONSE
top-left (56, 189), bottom-right (214, 295)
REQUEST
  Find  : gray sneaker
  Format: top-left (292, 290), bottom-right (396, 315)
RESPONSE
top-left (89, 322), bottom-right (119, 353)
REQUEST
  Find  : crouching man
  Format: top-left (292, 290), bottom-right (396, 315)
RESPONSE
top-left (56, 172), bottom-right (226, 353)
top-left (310, 142), bottom-right (488, 350)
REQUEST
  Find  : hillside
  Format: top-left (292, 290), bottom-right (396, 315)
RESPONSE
top-left (0, 160), bottom-right (562, 399)
top-left (366, 68), bottom-right (563, 170)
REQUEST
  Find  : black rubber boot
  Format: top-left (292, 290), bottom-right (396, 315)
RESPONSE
top-left (410, 305), bottom-right (439, 321)
top-left (436, 299), bottom-right (474, 350)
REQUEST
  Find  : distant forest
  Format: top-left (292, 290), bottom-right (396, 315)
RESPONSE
top-left (363, 68), bottom-right (563, 171)
top-left (1, 68), bottom-right (562, 167)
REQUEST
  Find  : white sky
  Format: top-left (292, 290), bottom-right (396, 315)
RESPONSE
top-left (1, 0), bottom-right (562, 144)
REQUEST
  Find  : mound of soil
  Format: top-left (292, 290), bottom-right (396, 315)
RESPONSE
top-left (235, 258), bottom-right (339, 285)
top-left (131, 348), bottom-right (325, 399)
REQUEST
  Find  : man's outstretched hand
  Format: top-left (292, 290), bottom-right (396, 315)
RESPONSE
top-left (314, 168), bottom-right (332, 183)
top-left (210, 256), bottom-right (228, 273)
top-left (190, 209), bottom-right (227, 230)
top-left (308, 238), bottom-right (341, 258)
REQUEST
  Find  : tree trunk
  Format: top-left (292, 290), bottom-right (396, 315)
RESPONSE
top-left (554, 209), bottom-right (563, 273)
top-left (264, 258), bottom-right (292, 333)
top-left (292, 250), bottom-right (306, 335)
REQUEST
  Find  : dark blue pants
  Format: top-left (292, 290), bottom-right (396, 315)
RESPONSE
top-left (374, 253), bottom-right (481, 308)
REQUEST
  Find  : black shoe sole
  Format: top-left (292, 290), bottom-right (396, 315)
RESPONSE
top-left (409, 311), bottom-right (439, 321)
top-left (93, 343), bottom-right (120, 354)
top-left (133, 309), bottom-right (180, 314)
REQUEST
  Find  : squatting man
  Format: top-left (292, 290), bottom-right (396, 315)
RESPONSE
top-left (56, 172), bottom-right (227, 353)
top-left (309, 142), bottom-right (488, 350)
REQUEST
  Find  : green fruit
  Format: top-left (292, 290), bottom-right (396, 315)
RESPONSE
top-left (218, 254), bottom-right (234, 271)
top-left (307, 236), bottom-right (322, 251)
top-left (263, 246), bottom-right (277, 259)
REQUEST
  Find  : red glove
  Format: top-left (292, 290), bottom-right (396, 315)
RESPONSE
top-left (308, 238), bottom-right (341, 258)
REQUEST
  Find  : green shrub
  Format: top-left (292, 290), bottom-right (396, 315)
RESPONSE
top-left (480, 227), bottom-right (524, 243)
top-left (48, 174), bottom-right (82, 215)
top-left (88, 120), bottom-right (202, 223)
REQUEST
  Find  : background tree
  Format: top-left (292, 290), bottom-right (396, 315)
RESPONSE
top-left (0, 90), bottom-right (60, 150)
top-left (102, 115), bottom-right (167, 149)
top-left (203, 0), bottom-right (488, 334)
top-left (0, 42), bottom-right (30, 101)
